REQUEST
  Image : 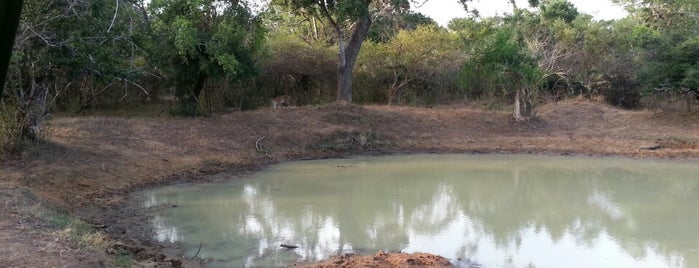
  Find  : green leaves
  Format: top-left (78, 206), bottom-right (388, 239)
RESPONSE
top-left (627, 1), bottom-right (699, 95)
top-left (215, 54), bottom-right (241, 76)
top-left (173, 18), bottom-right (198, 61)
top-left (149, 0), bottom-right (263, 115)
top-left (540, 0), bottom-right (579, 23)
top-left (336, 0), bottom-right (369, 21)
top-left (459, 25), bottom-right (541, 98)
top-left (682, 67), bottom-right (699, 90)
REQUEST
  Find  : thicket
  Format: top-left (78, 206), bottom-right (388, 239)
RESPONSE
top-left (355, 25), bottom-right (463, 105)
top-left (2, 0), bottom-right (699, 151)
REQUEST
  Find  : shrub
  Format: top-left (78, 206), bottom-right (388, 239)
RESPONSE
top-left (598, 75), bottom-right (642, 109)
top-left (254, 33), bottom-right (337, 106)
top-left (0, 101), bottom-right (23, 154)
top-left (355, 26), bottom-right (464, 106)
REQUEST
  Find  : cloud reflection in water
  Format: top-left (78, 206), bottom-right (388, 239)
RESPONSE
top-left (143, 154), bottom-right (698, 268)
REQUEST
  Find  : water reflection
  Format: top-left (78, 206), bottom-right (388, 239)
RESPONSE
top-left (141, 154), bottom-right (699, 268)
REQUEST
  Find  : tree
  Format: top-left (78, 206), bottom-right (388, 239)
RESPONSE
top-left (540, 0), bottom-right (579, 23)
top-left (367, 11), bottom-right (436, 43)
top-left (498, 30), bottom-right (541, 122)
top-left (274, 0), bottom-right (474, 103)
top-left (149, 0), bottom-right (264, 115)
top-left (257, 32), bottom-right (338, 105)
top-left (618, 0), bottom-right (699, 110)
top-left (454, 10), bottom-right (550, 121)
top-left (362, 25), bottom-right (462, 105)
top-left (4, 0), bottom-right (148, 141)
top-left (274, 0), bottom-right (373, 103)
top-left (0, 0), bottom-right (23, 100)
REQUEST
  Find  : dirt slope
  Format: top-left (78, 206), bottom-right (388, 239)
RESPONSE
top-left (1, 99), bottom-right (698, 267)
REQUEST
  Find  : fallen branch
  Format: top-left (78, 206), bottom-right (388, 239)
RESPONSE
top-left (107, 0), bottom-right (119, 33)
top-left (191, 241), bottom-right (203, 260)
top-left (280, 244), bottom-right (298, 249)
top-left (336, 165), bottom-right (356, 168)
top-left (641, 145), bottom-right (661, 150)
top-left (255, 136), bottom-right (266, 152)
top-left (255, 136), bottom-right (273, 159)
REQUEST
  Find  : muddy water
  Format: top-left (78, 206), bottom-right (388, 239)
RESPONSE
top-left (141, 154), bottom-right (699, 268)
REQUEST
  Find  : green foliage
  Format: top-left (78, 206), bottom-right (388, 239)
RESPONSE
top-left (273, 0), bottom-right (370, 24)
top-left (540, 0), bottom-right (579, 23)
top-left (459, 27), bottom-right (541, 99)
top-left (682, 68), bottom-right (699, 91)
top-left (495, 4), bottom-right (641, 104)
top-left (356, 25), bottom-right (463, 105)
top-left (449, 17), bottom-right (498, 44)
top-left (3, 0), bottom-right (150, 148)
top-left (271, 0), bottom-right (441, 102)
top-left (0, 101), bottom-right (23, 153)
top-left (624, 0), bottom-right (699, 109)
top-left (149, 0), bottom-right (264, 116)
top-left (676, 38), bottom-right (699, 91)
top-left (599, 75), bottom-right (642, 108)
top-left (253, 32), bottom-right (337, 106)
top-left (4, 0), bottom-right (697, 137)
top-left (367, 11), bottom-right (436, 42)
top-left (114, 253), bottom-right (134, 268)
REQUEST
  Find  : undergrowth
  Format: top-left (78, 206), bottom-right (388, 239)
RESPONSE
top-left (315, 130), bottom-right (393, 152)
top-left (0, 102), bottom-right (23, 154)
top-left (13, 190), bottom-right (111, 252)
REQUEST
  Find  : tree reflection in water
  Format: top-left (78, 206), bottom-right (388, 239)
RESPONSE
top-left (142, 154), bottom-right (699, 268)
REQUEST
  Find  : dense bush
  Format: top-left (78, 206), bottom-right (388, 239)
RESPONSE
top-left (149, 0), bottom-right (264, 116)
top-left (252, 33), bottom-right (337, 106)
top-left (0, 101), bottom-right (23, 153)
top-left (2, 0), bottom-right (153, 144)
top-left (355, 26), bottom-right (464, 105)
top-left (598, 75), bottom-right (642, 109)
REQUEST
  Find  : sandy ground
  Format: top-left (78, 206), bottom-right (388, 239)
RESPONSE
top-left (1, 99), bottom-right (698, 267)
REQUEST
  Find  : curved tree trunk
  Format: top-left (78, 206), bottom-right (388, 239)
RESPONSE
top-left (336, 13), bottom-right (372, 103)
top-left (16, 70), bottom-right (50, 141)
top-left (514, 88), bottom-right (522, 121)
top-left (175, 72), bottom-right (207, 116)
top-left (514, 86), bottom-right (534, 122)
top-left (22, 77), bottom-right (49, 140)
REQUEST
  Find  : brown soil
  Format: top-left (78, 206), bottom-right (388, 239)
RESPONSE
top-left (1, 99), bottom-right (698, 267)
top-left (297, 251), bottom-right (455, 268)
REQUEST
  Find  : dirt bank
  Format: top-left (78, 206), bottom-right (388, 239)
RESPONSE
top-left (1, 99), bottom-right (698, 267)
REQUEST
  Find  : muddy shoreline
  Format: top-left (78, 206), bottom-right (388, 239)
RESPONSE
top-left (1, 100), bottom-right (698, 267)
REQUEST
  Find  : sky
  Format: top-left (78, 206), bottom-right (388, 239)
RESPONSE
top-left (415, 0), bottom-right (629, 26)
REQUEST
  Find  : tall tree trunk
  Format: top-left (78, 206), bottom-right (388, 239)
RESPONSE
top-left (0, 0), bottom-right (24, 100)
top-left (20, 76), bottom-right (49, 140)
top-left (514, 88), bottom-right (523, 121)
top-left (192, 73), bottom-right (206, 101)
top-left (336, 13), bottom-right (372, 103)
top-left (514, 86), bottom-right (534, 122)
top-left (311, 17), bottom-right (319, 41)
top-left (175, 72), bottom-right (206, 116)
top-left (186, 73), bottom-right (206, 114)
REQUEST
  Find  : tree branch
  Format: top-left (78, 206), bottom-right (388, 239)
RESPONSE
top-left (107, 0), bottom-right (120, 33)
top-left (317, 2), bottom-right (339, 32)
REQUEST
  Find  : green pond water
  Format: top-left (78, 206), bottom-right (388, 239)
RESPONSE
top-left (141, 154), bottom-right (699, 268)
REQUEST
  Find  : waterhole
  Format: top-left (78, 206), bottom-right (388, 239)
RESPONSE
top-left (141, 154), bottom-right (699, 267)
